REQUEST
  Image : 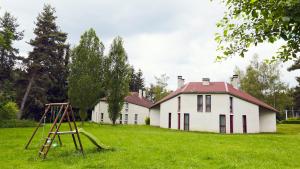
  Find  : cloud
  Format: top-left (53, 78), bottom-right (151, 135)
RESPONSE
top-left (1, 0), bottom-right (298, 90)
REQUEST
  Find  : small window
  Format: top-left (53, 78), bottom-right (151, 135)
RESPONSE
top-left (125, 102), bottom-right (129, 112)
top-left (124, 114), bottom-right (128, 124)
top-left (230, 97), bottom-right (233, 113)
top-left (205, 95), bottom-right (211, 112)
top-left (119, 114), bottom-right (122, 124)
top-left (197, 95), bottom-right (203, 112)
top-left (134, 114), bottom-right (138, 124)
top-left (101, 113), bottom-right (104, 122)
top-left (178, 97), bottom-right (181, 112)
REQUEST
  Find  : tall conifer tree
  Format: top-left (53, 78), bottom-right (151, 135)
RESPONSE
top-left (106, 37), bottom-right (131, 125)
top-left (19, 4), bottom-right (68, 119)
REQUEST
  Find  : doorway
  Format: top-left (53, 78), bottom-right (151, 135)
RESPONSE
top-left (242, 115), bottom-right (247, 133)
top-left (219, 115), bottom-right (226, 133)
top-left (168, 113), bottom-right (171, 128)
top-left (230, 115), bottom-right (233, 133)
top-left (184, 113), bottom-right (189, 131)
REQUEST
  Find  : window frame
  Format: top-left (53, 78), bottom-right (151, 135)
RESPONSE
top-left (134, 114), bottom-right (138, 124)
top-left (178, 96), bottom-right (181, 112)
top-left (205, 95), bottom-right (211, 112)
top-left (197, 95), bottom-right (203, 112)
top-left (124, 114), bottom-right (128, 124)
top-left (230, 96), bottom-right (233, 114)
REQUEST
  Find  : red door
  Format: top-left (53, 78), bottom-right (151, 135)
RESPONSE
top-left (242, 115), bottom-right (247, 133)
top-left (178, 113), bottom-right (180, 130)
top-left (230, 115), bottom-right (233, 133)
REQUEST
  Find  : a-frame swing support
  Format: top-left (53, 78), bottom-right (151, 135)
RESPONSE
top-left (25, 103), bottom-right (84, 159)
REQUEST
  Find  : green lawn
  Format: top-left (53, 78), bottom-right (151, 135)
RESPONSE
top-left (0, 123), bottom-right (300, 169)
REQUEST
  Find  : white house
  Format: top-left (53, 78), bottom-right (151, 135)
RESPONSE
top-left (150, 76), bottom-right (278, 133)
top-left (92, 91), bottom-right (153, 125)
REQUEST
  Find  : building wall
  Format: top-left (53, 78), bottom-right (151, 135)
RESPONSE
top-left (150, 108), bottom-right (160, 126)
top-left (92, 101), bottom-right (149, 125)
top-left (259, 110), bottom-right (276, 132)
top-left (159, 93), bottom-right (261, 133)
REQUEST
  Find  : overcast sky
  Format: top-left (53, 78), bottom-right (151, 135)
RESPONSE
top-left (1, 0), bottom-right (299, 90)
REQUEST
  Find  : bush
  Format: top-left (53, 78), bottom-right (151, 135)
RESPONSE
top-left (0, 101), bottom-right (19, 120)
top-left (281, 120), bottom-right (300, 124)
top-left (0, 119), bottom-right (36, 128)
top-left (145, 117), bottom-right (150, 125)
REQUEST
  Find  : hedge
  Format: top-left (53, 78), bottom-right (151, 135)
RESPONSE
top-left (0, 119), bottom-right (37, 128)
top-left (281, 120), bottom-right (300, 124)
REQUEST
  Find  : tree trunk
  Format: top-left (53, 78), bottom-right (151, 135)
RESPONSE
top-left (18, 74), bottom-right (35, 119)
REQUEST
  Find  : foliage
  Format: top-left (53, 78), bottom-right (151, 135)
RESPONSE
top-left (234, 55), bottom-right (293, 112)
top-left (216, 0), bottom-right (300, 62)
top-left (281, 119), bottom-right (300, 124)
top-left (68, 28), bottom-right (105, 125)
top-left (147, 74), bottom-right (171, 102)
top-left (0, 12), bottom-right (24, 81)
top-left (0, 101), bottom-right (18, 120)
top-left (0, 119), bottom-right (36, 128)
top-left (0, 12), bottom-right (24, 103)
top-left (105, 36), bottom-right (131, 125)
top-left (145, 116), bottom-right (150, 125)
top-left (288, 57), bottom-right (300, 110)
top-left (1, 124), bottom-right (300, 168)
top-left (129, 67), bottom-right (145, 92)
top-left (20, 4), bottom-right (69, 119)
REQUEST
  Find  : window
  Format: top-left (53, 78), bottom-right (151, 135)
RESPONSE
top-left (134, 114), bottom-right (138, 124)
top-left (119, 114), bottom-right (122, 124)
top-left (125, 102), bottom-right (129, 112)
top-left (205, 95), bottom-right (211, 112)
top-left (124, 114), bottom-right (128, 124)
top-left (197, 95), bottom-right (203, 112)
top-left (230, 97), bottom-right (233, 113)
top-left (178, 97), bottom-right (181, 112)
top-left (100, 113), bottom-right (104, 122)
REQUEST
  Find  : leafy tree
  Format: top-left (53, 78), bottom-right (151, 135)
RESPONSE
top-left (235, 55), bottom-right (293, 112)
top-left (105, 36), bottom-right (131, 125)
top-left (147, 74), bottom-right (170, 102)
top-left (216, 0), bottom-right (300, 62)
top-left (68, 28), bottom-right (105, 125)
top-left (20, 4), bottom-right (69, 119)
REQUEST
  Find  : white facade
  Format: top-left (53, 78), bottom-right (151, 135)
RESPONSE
top-left (92, 101), bottom-right (150, 125)
top-left (150, 93), bottom-right (276, 133)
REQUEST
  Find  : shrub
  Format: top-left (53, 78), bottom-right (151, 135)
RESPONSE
top-left (281, 120), bottom-right (300, 124)
top-left (145, 117), bottom-right (150, 125)
top-left (0, 101), bottom-right (19, 120)
top-left (0, 119), bottom-right (36, 128)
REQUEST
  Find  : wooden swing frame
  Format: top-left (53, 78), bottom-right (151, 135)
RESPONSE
top-left (25, 102), bottom-right (84, 159)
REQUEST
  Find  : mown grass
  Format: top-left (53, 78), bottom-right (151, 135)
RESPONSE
top-left (0, 123), bottom-right (300, 169)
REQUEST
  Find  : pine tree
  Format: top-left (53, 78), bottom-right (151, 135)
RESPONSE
top-left (68, 28), bottom-right (105, 125)
top-left (288, 58), bottom-right (300, 109)
top-left (106, 36), bottom-right (131, 125)
top-left (19, 4), bottom-right (68, 119)
top-left (0, 12), bottom-right (24, 101)
top-left (135, 69), bottom-right (145, 90)
top-left (129, 67), bottom-right (145, 92)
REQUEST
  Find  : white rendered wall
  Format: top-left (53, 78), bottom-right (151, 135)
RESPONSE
top-left (150, 108), bottom-right (160, 126)
top-left (92, 101), bottom-right (149, 125)
top-left (259, 110), bottom-right (276, 132)
top-left (159, 93), bottom-right (260, 133)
